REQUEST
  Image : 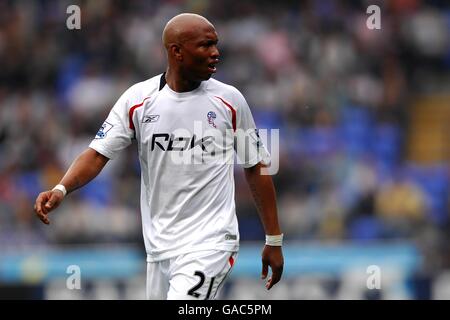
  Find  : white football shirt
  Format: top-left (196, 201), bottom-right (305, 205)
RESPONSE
top-left (89, 74), bottom-right (270, 262)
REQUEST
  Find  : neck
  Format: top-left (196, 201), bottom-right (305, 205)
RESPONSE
top-left (165, 67), bottom-right (201, 92)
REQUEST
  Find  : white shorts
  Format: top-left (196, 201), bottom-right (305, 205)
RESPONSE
top-left (146, 250), bottom-right (238, 300)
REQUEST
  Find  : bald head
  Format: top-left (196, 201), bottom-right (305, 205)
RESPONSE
top-left (162, 13), bottom-right (215, 50)
top-left (162, 13), bottom-right (220, 86)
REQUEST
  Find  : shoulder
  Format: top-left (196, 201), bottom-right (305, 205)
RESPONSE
top-left (205, 78), bottom-right (246, 101)
top-left (119, 74), bottom-right (163, 108)
top-left (205, 78), bottom-right (249, 114)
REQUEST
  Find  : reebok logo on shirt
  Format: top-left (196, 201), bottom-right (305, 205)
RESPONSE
top-left (151, 133), bottom-right (214, 152)
top-left (143, 115), bottom-right (160, 123)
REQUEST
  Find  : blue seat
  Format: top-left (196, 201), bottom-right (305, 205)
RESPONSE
top-left (339, 106), bottom-right (373, 156)
top-left (16, 171), bottom-right (42, 199)
top-left (305, 127), bottom-right (339, 158)
top-left (348, 216), bottom-right (386, 241)
top-left (252, 109), bottom-right (283, 130)
top-left (79, 176), bottom-right (114, 207)
top-left (373, 124), bottom-right (401, 170)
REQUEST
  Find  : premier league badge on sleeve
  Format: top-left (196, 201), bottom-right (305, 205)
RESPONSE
top-left (207, 111), bottom-right (217, 128)
top-left (95, 121), bottom-right (113, 139)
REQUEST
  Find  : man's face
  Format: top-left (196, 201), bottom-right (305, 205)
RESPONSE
top-left (179, 25), bottom-right (220, 81)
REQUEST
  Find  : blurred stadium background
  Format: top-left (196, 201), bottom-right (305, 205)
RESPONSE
top-left (0, 0), bottom-right (449, 299)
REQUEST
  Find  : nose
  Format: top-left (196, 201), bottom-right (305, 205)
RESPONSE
top-left (211, 45), bottom-right (220, 59)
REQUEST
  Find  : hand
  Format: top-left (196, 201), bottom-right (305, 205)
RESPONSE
top-left (261, 245), bottom-right (284, 290)
top-left (34, 190), bottom-right (64, 224)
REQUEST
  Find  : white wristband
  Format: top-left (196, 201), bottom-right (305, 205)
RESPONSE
top-left (52, 184), bottom-right (67, 197)
top-left (265, 234), bottom-right (283, 246)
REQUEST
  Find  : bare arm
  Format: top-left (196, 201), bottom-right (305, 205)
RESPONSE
top-left (244, 162), bottom-right (284, 290)
top-left (34, 148), bottom-right (109, 224)
top-left (59, 148), bottom-right (109, 194)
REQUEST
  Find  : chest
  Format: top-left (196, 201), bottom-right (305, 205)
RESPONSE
top-left (135, 94), bottom-right (235, 154)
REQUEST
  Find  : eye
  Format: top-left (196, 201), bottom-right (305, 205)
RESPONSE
top-left (201, 40), bottom-right (218, 48)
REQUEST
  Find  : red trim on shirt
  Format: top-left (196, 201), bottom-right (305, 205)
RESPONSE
top-left (129, 97), bottom-right (150, 130)
top-left (214, 96), bottom-right (236, 132)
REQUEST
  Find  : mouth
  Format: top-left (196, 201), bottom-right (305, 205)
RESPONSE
top-left (207, 61), bottom-right (218, 73)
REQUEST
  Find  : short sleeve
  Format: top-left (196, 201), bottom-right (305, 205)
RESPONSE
top-left (89, 88), bottom-right (134, 160)
top-left (233, 89), bottom-right (271, 168)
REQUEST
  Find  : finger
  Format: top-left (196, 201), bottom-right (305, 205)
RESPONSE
top-left (35, 202), bottom-right (47, 216)
top-left (35, 193), bottom-right (49, 215)
top-left (45, 192), bottom-right (63, 215)
top-left (35, 198), bottom-right (44, 216)
top-left (41, 204), bottom-right (48, 215)
top-left (266, 274), bottom-right (279, 290)
top-left (261, 261), bottom-right (268, 279)
top-left (36, 211), bottom-right (49, 225)
top-left (35, 193), bottom-right (50, 224)
top-left (44, 193), bottom-right (58, 210)
top-left (265, 277), bottom-right (272, 289)
top-left (41, 215), bottom-right (50, 225)
top-left (266, 266), bottom-right (283, 290)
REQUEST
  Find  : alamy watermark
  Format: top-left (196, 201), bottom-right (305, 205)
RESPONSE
top-left (66, 5), bottom-right (81, 30)
top-left (366, 5), bottom-right (381, 30)
top-left (96, 120), bottom-right (280, 175)
top-left (147, 124), bottom-right (280, 175)
top-left (66, 265), bottom-right (81, 290)
top-left (366, 265), bottom-right (381, 290)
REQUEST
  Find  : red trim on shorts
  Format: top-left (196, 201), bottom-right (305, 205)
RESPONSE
top-left (229, 256), bottom-right (234, 267)
top-left (214, 96), bottom-right (236, 132)
top-left (129, 96), bottom-right (150, 130)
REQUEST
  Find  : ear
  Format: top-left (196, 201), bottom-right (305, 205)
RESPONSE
top-left (169, 44), bottom-right (183, 61)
